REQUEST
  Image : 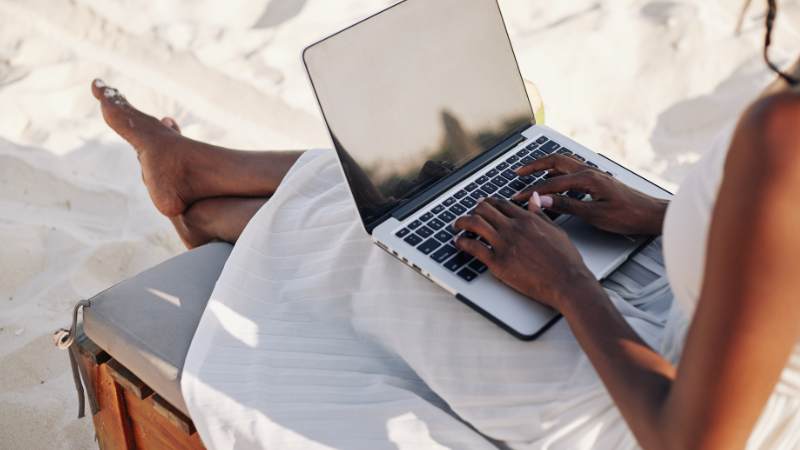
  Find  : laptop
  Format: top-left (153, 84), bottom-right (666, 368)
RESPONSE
top-left (302, 0), bottom-right (672, 340)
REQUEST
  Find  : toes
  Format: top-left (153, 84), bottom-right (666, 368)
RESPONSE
top-left (161, 117), bottom-right (182, 135)
top-left (91, 78), bottom-right (171, 143)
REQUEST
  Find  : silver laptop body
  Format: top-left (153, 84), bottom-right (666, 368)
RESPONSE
top-left (303, 0), bottom-right (672, 340)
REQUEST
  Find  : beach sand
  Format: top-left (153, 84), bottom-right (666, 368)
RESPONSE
top-left (0, 0), bottom-right (798, 448)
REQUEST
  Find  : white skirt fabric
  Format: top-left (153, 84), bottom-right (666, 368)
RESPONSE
top-left (182, 149), bottom-right (678, 450)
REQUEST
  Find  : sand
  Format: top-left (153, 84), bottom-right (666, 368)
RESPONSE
top-left (0, 0), bottom-right (798, 448)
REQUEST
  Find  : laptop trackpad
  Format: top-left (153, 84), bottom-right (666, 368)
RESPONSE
top-left (559, 216), bottom-right (636, 277)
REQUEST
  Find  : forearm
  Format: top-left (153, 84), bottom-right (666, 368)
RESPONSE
top-left (557, 283), bottom-right (677, 450)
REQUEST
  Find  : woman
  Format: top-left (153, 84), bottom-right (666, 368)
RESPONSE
top-left (91, 3), bottom-right (800, 448)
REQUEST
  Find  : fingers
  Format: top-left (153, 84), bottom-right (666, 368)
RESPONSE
top-left (515, 154), bottom-right (587, 177)
top-left (514, 172), bottom-right (587, 199)
top-left (541, 192), bottom-right (589, 217)
top-left (481, 197), bottom-right (524, 218)
top-left (454, 234), bottom-right (493, 264)
top-left (514, 171), bottom-right (607, 204)
top-left (453, 213), bottom-right (500, 243)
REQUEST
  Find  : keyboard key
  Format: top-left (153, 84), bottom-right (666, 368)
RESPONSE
top-left (468, 259), bottom-right (488, 273)
top-left (575, 155), bottom-right (586, 162)
top-left (470, 189), bottom-right (488, 200)
top-left (557, 148), bottom-right (572, 155)
top-left (516, 148), bottom-right (529, 157)
top-left (465, 183), bottom-right (478, 192)
top-left (428, 218), bottom-right (444, 230)
top-left (491, 176), bottom-right (508, 187)
top-left (511, 162), bottom-right (523, 170)
top-left (587, 161), bottom-right (598, 168)
top-left (505, 155), bottom-right (519, 164)
top-left (501, 169), bottom-right (517, 180)
top-left (482, 182), bottom-right (498, 194)
top-left (536, 136), bottom-right (548, 144)
top-left (404, 234), bottom-right (422, 246)
top-left (432, 204), bottom-right (445, 214)
top-left (420, 212), bottom-right (433, 222)
top-left (408, 220), bottom-right (422, 230)
top-left (450, 203), bottom-right (467, 215)
top-left (439, 211), bottom-right (457, 223)
top-left (457, 268), bottom-right (479, 282)
top-left (475, 176), bottom-right (489, 185)
top-left (445, 223), bottom-right (456, 234)
top-left (460, 196), bottom-right (477, 208)
top-left (531, 149), bottom-right (546, 159)
top-left (434, 230), bottom-right (454, 243)
top-left (606, 171), bottom-right (614, 177)
top-left (431, 244), bottom-right (458, 263)
top-left (396, 228), bottom-right (410, 238)
top-left (510, 199), bottom-right (527, 209)
top-left (486, 168), bottom-right (499, 177)
top-left (526, 142), bottom-right (539, 150)
top-left (520, 175), bottom-right (536, 184)
top-left (464, 231), bottom-right (479, 239)
top-left (509, 180), bottom-right (526, 191)
top-left (541, 141), bottom-right (560, 154)
top-left (453, 190), bottom-right (468, 199)
top-left (444, 252), bottom-right (474, 272)
top-left (566, 190), bottom-right (585, 200)
top-left (499, 187), bottom-right (515, 198)
top-left (417, 238), bottom-right (442, 255)
top-left (521, 156), bottom-right (534, 164)
top-left (417, 226), bottom-right (434, 238)
top-left (491, 194), bottom-right (504, 200)
top-left (533, 170), bottom-right (546, 177)
top-left (443, 197), bottom-right (457, 207)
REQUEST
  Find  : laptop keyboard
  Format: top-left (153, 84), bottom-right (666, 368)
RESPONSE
top-left (393, 135), bottom-right (612, 283)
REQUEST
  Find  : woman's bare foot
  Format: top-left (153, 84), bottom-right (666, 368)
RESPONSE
top-left (92, 79), bottom-right (198, 217)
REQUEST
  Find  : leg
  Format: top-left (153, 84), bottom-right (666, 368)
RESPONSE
top-left (170, 197), bottom-right (268, 249)
top-left (91, 79), bottom-right (305, 217)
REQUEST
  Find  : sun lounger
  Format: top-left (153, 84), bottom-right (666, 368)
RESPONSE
top-left (56, 242), bottom-right (233, 449)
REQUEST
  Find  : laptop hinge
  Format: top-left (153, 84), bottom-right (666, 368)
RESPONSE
top-left (391, 132), bottom-right (526, 222)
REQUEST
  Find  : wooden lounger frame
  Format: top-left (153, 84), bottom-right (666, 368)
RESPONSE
top-left (74, 325), bottom-right (205, 450)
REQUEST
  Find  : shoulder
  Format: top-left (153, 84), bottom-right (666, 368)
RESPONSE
top-left (737, 92), bottom-right (800, 168)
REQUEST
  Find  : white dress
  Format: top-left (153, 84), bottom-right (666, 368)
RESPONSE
top-left (182, 125), bottom-right (800, 449)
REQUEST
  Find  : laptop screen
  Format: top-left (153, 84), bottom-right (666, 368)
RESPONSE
top-left (304, 0), bottom-right (533, 232)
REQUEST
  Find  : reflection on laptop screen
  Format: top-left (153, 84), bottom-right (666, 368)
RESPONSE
top-left (304, 0), bottom-right (533, 230)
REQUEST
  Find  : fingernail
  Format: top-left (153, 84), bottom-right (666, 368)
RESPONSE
top-left (541, 195), bottom-right (554, 208)
top-left (94, 79), bottom-right (106, 88)
top-left (533, 191), bottom-right (542, 208)
top-left (453, 235), bottom-right (460, 244)
top-left (476, 197), bottom-right (485, 204)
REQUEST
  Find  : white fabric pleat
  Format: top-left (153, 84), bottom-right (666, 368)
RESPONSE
top-left (182, 149), bottom-right (678, 450)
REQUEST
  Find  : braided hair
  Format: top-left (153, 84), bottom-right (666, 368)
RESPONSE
top-left (765, 0), bottom-right (800, 84)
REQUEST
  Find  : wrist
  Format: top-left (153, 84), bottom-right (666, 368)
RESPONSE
top-left (550, 268), bottom-right (606, 313)
top-left (640, 198), bottom-right (669, 236)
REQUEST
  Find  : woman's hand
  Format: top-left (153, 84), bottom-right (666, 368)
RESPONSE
top-left (452, 197), bottom-right (604, 310)
top-left (513, 154), bottom-right (669, 236)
